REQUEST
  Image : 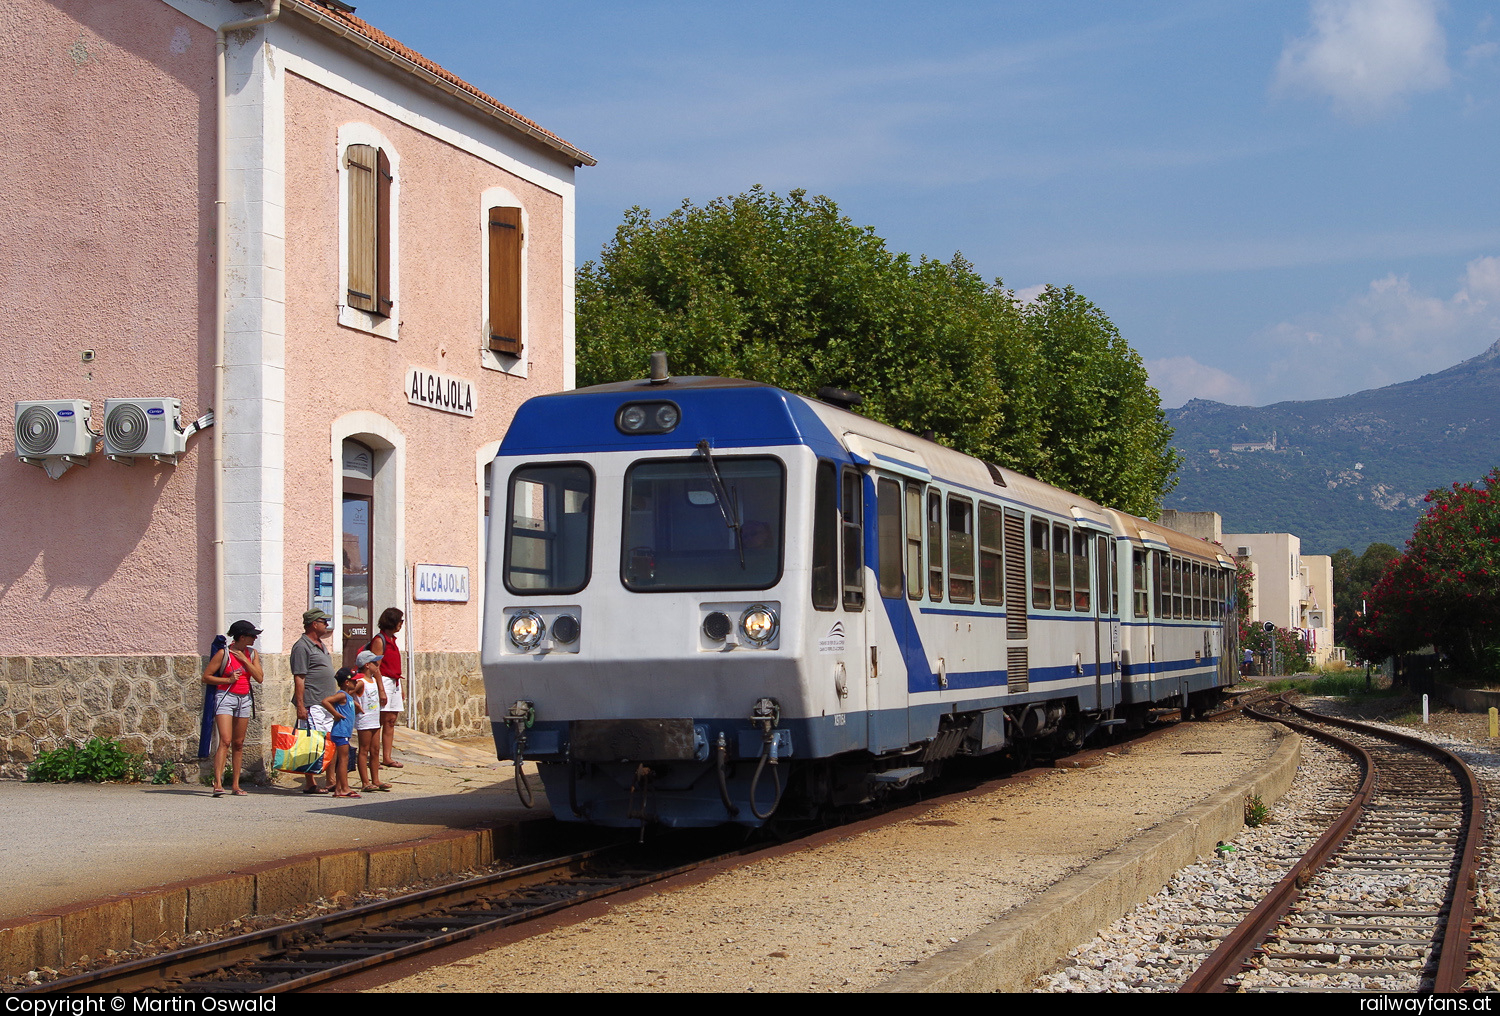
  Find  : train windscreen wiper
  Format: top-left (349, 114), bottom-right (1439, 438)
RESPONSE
top-left (696, 439), bottom-right (745, 569)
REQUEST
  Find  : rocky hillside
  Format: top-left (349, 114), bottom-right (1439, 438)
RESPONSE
top-left (1164, 339), bottom-right (1500, 554)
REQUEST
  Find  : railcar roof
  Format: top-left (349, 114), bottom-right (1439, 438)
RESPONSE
top-left (557, 376), bottom-right (778, 396)
top-left (519, 379), bottom-right (1226, 562)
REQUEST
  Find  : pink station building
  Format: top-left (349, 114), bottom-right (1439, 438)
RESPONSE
top-left (0, 0), bottom-right (593, 772)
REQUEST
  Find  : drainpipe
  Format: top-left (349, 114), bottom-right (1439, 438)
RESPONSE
top-left (214, 0), bottom-right (281, 636)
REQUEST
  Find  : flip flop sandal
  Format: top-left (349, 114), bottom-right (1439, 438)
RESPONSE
top-left (302, 784), bottom-right (329, 794)
top-left (337, 791), bottom-right (362, 798)
top-left (383, 760), bottom-right (404, 768)
top-left (376, 783), bottom-right (394, 791)
top-left (212, 789), bottom-right (225, 798)
top-left (232, 789), bottom-right (248, 796)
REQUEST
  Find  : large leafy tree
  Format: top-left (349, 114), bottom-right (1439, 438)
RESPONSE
top-left (1331, 542), bottom-right (1400, 645)
top-left (576, 187), bottom-right (1178, 517)
top-left (1349, 467), bottom-right (1500, 671)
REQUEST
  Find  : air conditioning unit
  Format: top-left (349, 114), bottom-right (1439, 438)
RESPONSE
top-left (102, 398), bottom-right (187, 465)
top-left (15, 400), bottom-right (94, 478)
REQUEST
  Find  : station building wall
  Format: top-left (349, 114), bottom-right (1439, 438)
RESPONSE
top-left (0, 0), bottom-right (590, 772)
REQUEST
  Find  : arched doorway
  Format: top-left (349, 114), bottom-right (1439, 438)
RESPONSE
top-left (341, 439), bottom-right (375, 666)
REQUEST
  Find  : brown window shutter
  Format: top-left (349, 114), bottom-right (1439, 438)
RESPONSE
top-left (488, 205), bottom-right (523, 355)
top-left (346, 144), bottom-right (378, 313)
top-left (376, 148), bottom-right (392, 316)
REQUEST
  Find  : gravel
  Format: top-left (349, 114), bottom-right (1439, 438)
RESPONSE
top-left (370, 720), bottom-right (1281, 993)
top-left (1036, 695), bottom-right (1500, 993)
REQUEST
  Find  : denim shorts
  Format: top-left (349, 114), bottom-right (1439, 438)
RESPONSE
top-left (214, 691), bottom-right (253, 718)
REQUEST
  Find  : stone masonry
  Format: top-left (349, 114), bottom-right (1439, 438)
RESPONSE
top-left (0, 651), bottom-right (489, 779)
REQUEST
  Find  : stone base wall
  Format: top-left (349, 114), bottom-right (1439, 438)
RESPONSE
top-left (406, 651), bottom-right (488, 740)
top-left (0, 651), bottom-right (487, 779)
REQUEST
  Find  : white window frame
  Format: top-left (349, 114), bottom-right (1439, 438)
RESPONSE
top-left (337, 122), bottom-right (400, 341)
top-left (479, 185), bottom-right (527, 377)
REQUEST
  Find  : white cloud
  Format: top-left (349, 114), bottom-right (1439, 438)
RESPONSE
top-left (1013, 284), bottom-right (1048, 305)
top-left (1146, 357), bottom-right (1250, 410)
top-left (1253, 255), bottom-right (1500, 402)
top-left (1274, 0), bottom-right (1451, 119)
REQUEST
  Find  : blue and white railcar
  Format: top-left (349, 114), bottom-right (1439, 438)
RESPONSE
top-left (483, 373), bottom-right (1237, 828)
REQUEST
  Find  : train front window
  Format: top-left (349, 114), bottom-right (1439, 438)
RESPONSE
top-left (621, 456), bottom-right (784, 591)
top-left (504, 464), bottom-right (594, 594)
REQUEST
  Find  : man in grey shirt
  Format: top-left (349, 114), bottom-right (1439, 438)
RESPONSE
top-left (290, 609), bottom-right (337, 793)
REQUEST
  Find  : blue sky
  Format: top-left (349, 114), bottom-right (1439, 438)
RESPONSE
top-left (350, 0), bottom-right (1500, 408)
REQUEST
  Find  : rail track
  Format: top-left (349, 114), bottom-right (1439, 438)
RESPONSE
top-left (23, 841), bottom-right (737, 994)
top-left (20, 710), bottom-right (1254, 995)
top-left (1181, 697), bottom-right (1485, 993)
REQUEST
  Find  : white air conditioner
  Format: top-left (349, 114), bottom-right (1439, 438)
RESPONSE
top-left (103, 398), bottom-right (187, 465)
top-left (15, 400), bottom-right (94, 478)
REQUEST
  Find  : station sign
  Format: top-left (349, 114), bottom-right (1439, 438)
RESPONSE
top-left (414, 564), bottom-right (470, 602)
top-left (407, 367), bottom-right (475, 417)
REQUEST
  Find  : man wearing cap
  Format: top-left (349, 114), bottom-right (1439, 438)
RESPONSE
top-left (290, 609), bottom-right (337, 794)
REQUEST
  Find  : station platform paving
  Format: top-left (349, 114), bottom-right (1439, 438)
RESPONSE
top-left (0, 720), bottom-right (1300, 989)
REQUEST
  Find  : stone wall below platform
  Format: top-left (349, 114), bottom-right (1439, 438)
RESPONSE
top-left (0, 651), bottom-right (487, 779)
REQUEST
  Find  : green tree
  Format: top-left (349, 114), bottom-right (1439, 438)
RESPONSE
top-left (576, 187), bottom-right (1178, 517)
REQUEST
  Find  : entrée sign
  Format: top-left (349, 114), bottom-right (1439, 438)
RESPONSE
top-left (407, 367), bottom-right (475, 417)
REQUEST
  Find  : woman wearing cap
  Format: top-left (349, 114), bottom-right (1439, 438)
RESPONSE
top-left (203, 620), bottom-right (264, 797)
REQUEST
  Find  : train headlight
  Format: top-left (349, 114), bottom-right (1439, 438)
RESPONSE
top-left (620, 405), bottom-right (647, 432)
top-left (615, 401), bottom-right (680, 435)
top-left (739, 605), bottom-right (778, 645)
top-left (508, 610), bottom-right (545, 650)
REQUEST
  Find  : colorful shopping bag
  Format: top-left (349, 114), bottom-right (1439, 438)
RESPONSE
top-left (271, 722), bottom-right (333, 774)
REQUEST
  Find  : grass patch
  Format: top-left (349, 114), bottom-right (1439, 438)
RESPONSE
top-left (1263, 670), bottom-right (1397, 700)
top-left (1244, 794), bottom-right (1269, 828)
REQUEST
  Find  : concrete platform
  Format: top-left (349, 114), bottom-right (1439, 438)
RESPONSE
top-left (0, 727), bottom-right (546, 978)
top-left (1, 722), bottom-right (1301, 989)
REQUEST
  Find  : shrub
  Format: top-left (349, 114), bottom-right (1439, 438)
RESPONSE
top-left (27, 737), bottom-right (145, 783)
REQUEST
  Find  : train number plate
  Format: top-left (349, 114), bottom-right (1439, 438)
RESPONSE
top-left (570, 718), bottom-right (697, 762)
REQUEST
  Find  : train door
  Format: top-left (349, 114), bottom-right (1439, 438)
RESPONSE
top-left (813, 461), bottom-right (866, 749)
top-left (864, 471), bottom-right (910, 751)
top-left (1094, 532), bottom-right (1119, 711)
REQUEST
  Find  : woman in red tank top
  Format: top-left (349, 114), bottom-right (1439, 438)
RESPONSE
top-left (203, 620), bottom-right (264, 797)
top-left (368, 607), bottom-right (405, 767)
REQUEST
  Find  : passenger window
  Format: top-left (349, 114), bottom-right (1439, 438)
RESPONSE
top-left (1072, 529), bottom-right (1090, 612)
top-left (1152, 551), bottom-right (1164, 619)
top-left (905, 484), bottom-right (923, 601)
top-left (1133, 549), bottom-right (1148, 618)
top-left (842, 469), bottom-right (864, 611)
top-left (812, 461), bottom-right (838, 611)
top-left (979, 504), bottom-right (1003, 607)
top-left (1032, 519), bottom-right (1056, 606)
top-left (877, 478), bottom-right (903, 599)
top-left (948, 495), bottom-right (975, 603)
top-left (927, 490), bottom-right (944, 600)
top-left (1052, 522), bottom-right (1072, 611)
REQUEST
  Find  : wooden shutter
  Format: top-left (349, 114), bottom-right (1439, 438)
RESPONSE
top-left (489, 206), bottom-right (523, 354)
top-left (376, 148), bottom-right (392, 315)
top-left (346, 144), bottom-right (378, 313)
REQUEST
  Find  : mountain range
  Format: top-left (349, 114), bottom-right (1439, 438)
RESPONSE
top-left (1162, 339), bottom-right (1500, 555)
